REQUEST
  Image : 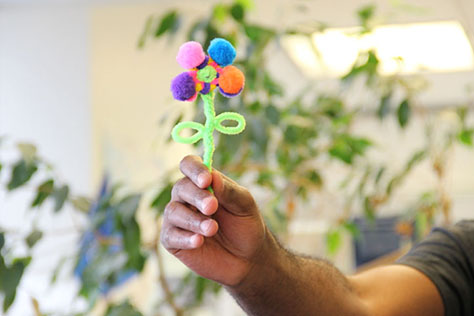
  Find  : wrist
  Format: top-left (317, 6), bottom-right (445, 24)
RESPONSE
top-left (227, 227), bottom-right (287, 293)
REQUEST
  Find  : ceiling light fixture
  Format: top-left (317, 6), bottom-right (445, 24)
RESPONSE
top-left (282, 20), bottom-right (474, 77)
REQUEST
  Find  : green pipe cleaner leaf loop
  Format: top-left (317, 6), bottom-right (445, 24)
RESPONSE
top-left (171, 92), bottom-right (246, 179)
top-left (171, 121), bottom-right (205, 144)
top-left (215, 112), bottom-right (246, 135)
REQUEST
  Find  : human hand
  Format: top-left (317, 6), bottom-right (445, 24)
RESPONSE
top-left (160, 155), bottom-right (269, 286)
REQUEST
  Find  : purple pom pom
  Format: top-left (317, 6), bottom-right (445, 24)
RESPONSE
top-left (171, 72), bottom-right (196, 101)
top-left (176, 42), bottom-right (206, 69)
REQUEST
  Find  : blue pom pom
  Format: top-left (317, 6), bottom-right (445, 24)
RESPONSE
top-left (207, 38), bottom-right (236, 67)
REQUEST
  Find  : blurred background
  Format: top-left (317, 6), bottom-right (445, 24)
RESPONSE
top-left (0, 0), bottom-right (473, 315)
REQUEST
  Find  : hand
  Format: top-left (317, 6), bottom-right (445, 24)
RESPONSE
top-left (160, 155), bottom-right (268, 286)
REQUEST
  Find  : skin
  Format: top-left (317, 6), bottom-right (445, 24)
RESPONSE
top-left (161, 155), bottom-right (444, 316)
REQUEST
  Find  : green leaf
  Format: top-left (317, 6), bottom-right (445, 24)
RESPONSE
top-left (263, 72), bottom-right (283, 96)
top-left (456, 106), bottom-right (468, 124)
top-left (349, 137), bottom-right (372, 154)
top-left (236, 0), bottom-right (254, 10)
top-left (122, 219), bottom-right (145, 271)
top-left (155, 11), bottom-right (179, 38)
top-left (256, 170), bottom-right (275, 189)
top-left (71, 196), bottom-right (91, 212)
top-left (415, 211), bottom-right (428, 240)
top-left (357, 4), bottom-right (375, 27)
top-left (306, 170), bottom-right (323, 187)
top-left (364, 196), bottom-right (376, 221)
top-left (343, 221), bottom-right (360, 238)
top-left (50, 257), bottom-right (67, 285)
top-left (17, 143), bottom-right (37, 162)
top-left (52, 185), bottom-right (69, 212)
top-left (374, 166), bottom-right (385, 184)
top-left (26, 230), bottom-right (43, 248)
top-left (230, 3), bottom-right (245, 21)
top-left (458, 128), bottom-right (473, 146)
top-left (329, 135), bottom-right (371, 164)
top-left (248, 101), bottom-right (262, 113)
top-left (284, 125), bottom-right (317, 145)
top-left (265, 105), bottom-right (280, 125)
top-left (243, 24), bottom-right (274, 43)
top-left (150, 183), bottom-right (173, 215)
top-left (117, 194), bottom-right (141, 223)
top-left (0, 257), bottom-right (31, 312)
top-left (386, 175), bottom-right (401, 196)
top-left (329, 142), bottom-right (353, 164)
top-left (406, 149), bottom-right (427, 170)
top-left (137, 15), bottom-right (154, 49)
top-left (105, 301), bottom-right (143, 316)
top-left (212, 4), bottom-right (228, 22)
top-left (377, 93), bottom-right (391, 119)
top-left (317, 96), bottom-right (344, 119)
top-left (397, 99), bottom-right (411, 128)
top-left (326, 229), bottom-right (341, 255)
top-left (7, 159), bottom-right (38, 191)
top-left (0, 233), bottom-right (4, 250)
top-left (342, 50), bottom-right (379, 82)
top-left (31, 179), bottom-right (54, 207)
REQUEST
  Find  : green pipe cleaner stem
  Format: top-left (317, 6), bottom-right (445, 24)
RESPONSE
top-left (171, 91), bottom-right (246, 193)
top-left (201, 92), bottom-right (216, 173)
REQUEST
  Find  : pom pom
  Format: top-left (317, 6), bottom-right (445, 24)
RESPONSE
top-left (176, 42), bottom-right (206, 69)
top-left (197, 65), bottom-right (217, 83)
top-left (171, 72), bottom-right (197, 101)
top-left (200, 82), bottom-right (211, 95)
top-left (218, 65), bottom-right (245, 96)
top-left (196, 55), bottom-right (209, 70)
top-left (207, 38), bottom-right (236, 67)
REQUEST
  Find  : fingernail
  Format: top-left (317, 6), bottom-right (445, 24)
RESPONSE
top-left (190, 234), bottom-right (202, 247)
top-left (200, 219), bottom-right (213, 234)
top-left (201, 196), bottom-right (216, 214)
top-left (198, 173), bottom-right (207, 187)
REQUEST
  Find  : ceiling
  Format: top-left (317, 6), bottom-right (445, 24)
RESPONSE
top-left (2, 0), bottom-right (470, 43)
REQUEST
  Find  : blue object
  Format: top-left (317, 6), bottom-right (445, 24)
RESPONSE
top-left (207, 38), bottom-right (236, 67)
top-left (74, 176), bottom-right (137, 294)
top-left (353, 216), bottom-right (401, 267)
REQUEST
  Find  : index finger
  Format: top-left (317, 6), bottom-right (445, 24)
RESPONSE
top-left (180, 155), bottom-right (212, 189)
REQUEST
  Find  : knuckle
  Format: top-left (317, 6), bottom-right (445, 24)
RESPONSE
top-left (160, 229), bottom-right (170, 248)
top-left (180, 155), bottom-right (194, 170)
top-left (185, 212), bottom-right (199, 230)
top-left (164, 201), bottom-right (179, 218)
top-left (171, 178), bottom-right (186, 199)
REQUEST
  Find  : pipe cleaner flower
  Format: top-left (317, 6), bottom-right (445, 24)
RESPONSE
top-left (170, 38), bottom-right (246, 180)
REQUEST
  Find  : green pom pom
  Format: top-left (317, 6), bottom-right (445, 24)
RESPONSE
top-left (197, 66), bottom-right (217, 83)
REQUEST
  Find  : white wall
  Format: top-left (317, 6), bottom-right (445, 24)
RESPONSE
top-left (0, 6), bottom-right (91, 315)
top-left (0, 0), bottom-right (473, 315)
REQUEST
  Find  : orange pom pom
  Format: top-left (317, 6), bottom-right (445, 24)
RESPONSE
top-left (218, 66), bottom-right (245, 95)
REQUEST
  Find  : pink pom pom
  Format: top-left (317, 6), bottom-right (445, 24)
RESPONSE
top-left (176, 42), bottom-right (206, 69)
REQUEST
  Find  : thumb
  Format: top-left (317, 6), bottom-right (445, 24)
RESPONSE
top-left (211, 170), bottom-right (258, 216)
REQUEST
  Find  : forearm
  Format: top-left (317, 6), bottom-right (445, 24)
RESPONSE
top-left (226, 231), bottom-right (370, 316)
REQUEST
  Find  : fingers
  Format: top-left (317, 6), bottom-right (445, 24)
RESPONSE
top-left (180, 155), bottom-right (212, 189)
top-left (161, 226), bottom-right (203, 250)
top-left (161, 202), bottom-right (219, 251)
top-left (171, 177), bottom-right (218, 216)
top-left (165, 201), bottom-right (218, 237)
top-left (211, 170), bottom-right (257, 216)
